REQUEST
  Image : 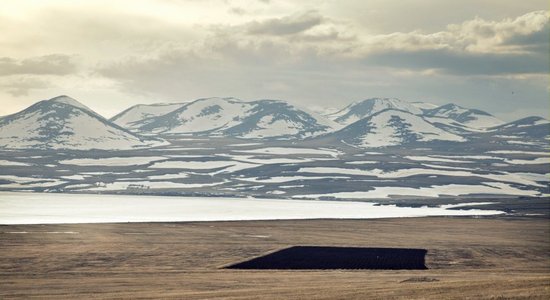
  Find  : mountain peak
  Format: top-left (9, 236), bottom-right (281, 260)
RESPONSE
top-left (438, 103), bottom-right (463, 110)
top-left (47, 95), bottom-right (94, 113)
top-left (329, 97), bottom-right (423, 125)
top-left (424, 103), bottom-right (502, 129)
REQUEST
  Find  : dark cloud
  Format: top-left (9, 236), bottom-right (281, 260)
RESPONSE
top-left (503, 22), bottom-right (549, 51)
top-left (0, 54), bottom-right (77, 76)
top-left (246, 11), bottom-right (324, 35)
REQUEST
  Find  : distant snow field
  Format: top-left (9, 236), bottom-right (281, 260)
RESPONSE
top-left (238, 176), bottom-right (350, 183)
top-left (405, 156), bottom-right (473, 163)
top-left (0, 160), bottom-right (31, 166)
top-left (0, 192), bottom-right (503, 225)
top-left (60, 156), bottom-right (166, 166)
top-left (86, 181), bottom-right (225, 191)
top-left (234, 147), bottom-right (342, 157)
top-left (297, 167), bottom-right (544, 187)
top-left (294, 182), bottom-right (540, 199)
top-left (486, 150), bottom-right (549, 156)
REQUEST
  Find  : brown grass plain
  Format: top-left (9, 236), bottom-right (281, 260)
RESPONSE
top-left (1, 217), bottom-right (549, 299)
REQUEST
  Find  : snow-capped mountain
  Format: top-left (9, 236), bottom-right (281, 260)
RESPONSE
top-left (110, 102), bottom-right (186, 130)
top-left (328, 98), bottom-right (423, 125)
top-left (129, 97), bottom-right (339, 139)
top-left (223, 100), bottom-right (340, 139)
top-left (0, 96), bottom-right (165, 150)
top-left (137, 97), bottom-right (250, 134)
top-left (326, 109), bottom-right (466, 148)
top-left (423, 103), bottom-right (503, 129)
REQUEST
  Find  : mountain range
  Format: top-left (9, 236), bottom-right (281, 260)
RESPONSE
top-left (0, 95), bottom-right (548, 150)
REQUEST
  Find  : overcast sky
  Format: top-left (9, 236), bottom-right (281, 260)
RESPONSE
top-left (0, 0), bottom-right (548, 120)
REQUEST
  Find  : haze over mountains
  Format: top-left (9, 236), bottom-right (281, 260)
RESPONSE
top-left (0, 95), bottom-right (548, 150)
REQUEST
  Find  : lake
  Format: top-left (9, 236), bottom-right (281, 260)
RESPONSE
top-left (0, 192), bottom-right (503, 224)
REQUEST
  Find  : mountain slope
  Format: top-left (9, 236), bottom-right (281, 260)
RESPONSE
top-left (423, 103), bottom-right (503, 129)
top-left (223, 100), bottom-right (339, 139)
top-left (487, 116), bottom-right (550, 146)
top-left (110, 102), bottom-right (185, 131)
top-left (130, 97), bottom-right (339, 139)
top-left (328, 109), bottom-right (466, 148)
top-left (328, 98), bottom-right (423, 125)
top-left (0, 96), bottom-right (165, 150)
top-left (139, 97), bottom-right (250, 134)
top-left (491, 116), bottom-right (549, 131)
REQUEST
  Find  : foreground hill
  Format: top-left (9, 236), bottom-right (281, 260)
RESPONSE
top-left (0, 96), bottom-right (165, 150)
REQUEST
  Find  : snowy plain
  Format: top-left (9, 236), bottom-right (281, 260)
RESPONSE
top-left (0, 192), bottom-right (503, 225)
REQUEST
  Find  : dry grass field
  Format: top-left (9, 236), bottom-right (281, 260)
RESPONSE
top-left (1, 217), bottom-right (549, 299)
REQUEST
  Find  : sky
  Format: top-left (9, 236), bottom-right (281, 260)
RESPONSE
top-left (0, 0), bottom-right (548, 121)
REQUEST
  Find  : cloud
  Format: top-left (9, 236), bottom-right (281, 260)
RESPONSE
top-left (0, 76), bottom-right (53, 96)
top-left (356, 10), bottom-right (549, 55)
top-left (0, 54), bottom-right (77, 76)
top-left (350, 11), bottom-right (549, 75)
top-left (449, 10), bottom-right (549, 53)
top-left (94, 9), bottom-right (549, 105)
top-left (246, 11), bottom-right (324, 35)
top-left (363, 49), bottom-right (548, 76)
top-left (228, 7), bottom-right (247, 15)
top-left (1, 2), bottom-right (547, 120)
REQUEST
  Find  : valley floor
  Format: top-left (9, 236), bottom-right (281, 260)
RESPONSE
top-left (1, 217), bottom-right (549, 299)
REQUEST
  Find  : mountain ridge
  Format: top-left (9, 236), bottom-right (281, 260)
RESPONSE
top-left (1, 95), bottom-right (548, 149)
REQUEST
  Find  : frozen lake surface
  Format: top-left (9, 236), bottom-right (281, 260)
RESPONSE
top-left (0, 192), bottom-right (503, 225)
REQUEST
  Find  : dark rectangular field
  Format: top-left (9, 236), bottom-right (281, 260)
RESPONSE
top-left (226, 246), bottom-right (428, 270)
